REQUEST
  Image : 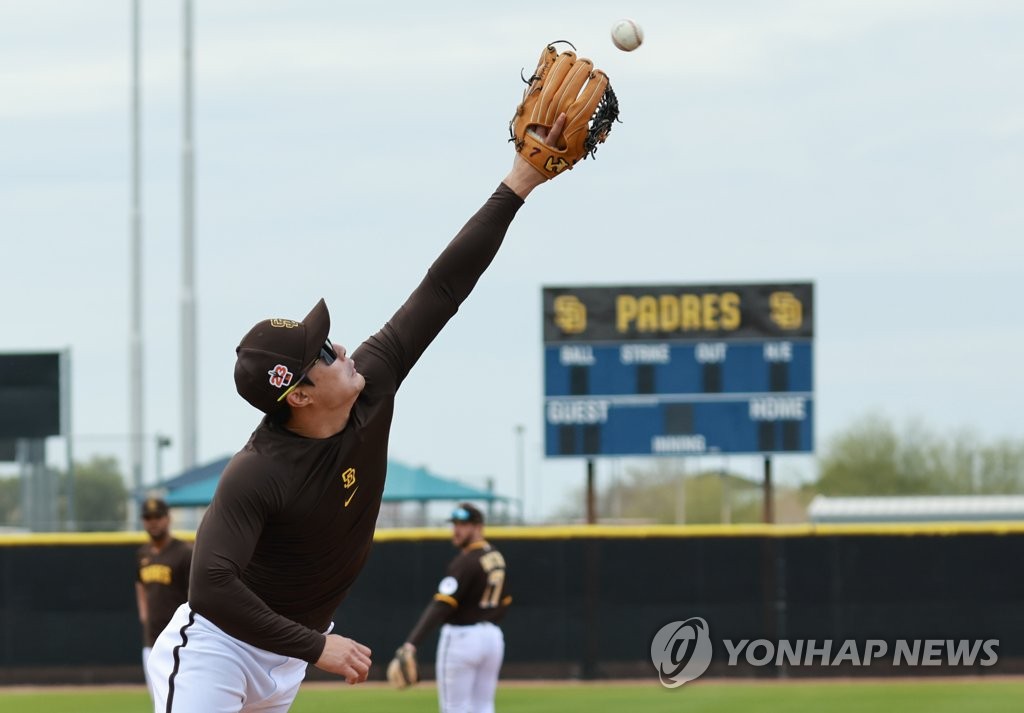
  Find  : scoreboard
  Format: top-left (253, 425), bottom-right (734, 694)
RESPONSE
top-left (543, 283), bottom-right (814, 457)
top-left (0, 352), bottom-right (62, 439)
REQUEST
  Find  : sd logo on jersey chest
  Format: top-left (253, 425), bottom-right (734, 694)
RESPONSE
top-left (341, 467), bottom-right (358, 507)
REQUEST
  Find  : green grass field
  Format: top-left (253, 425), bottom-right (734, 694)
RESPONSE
top-left (0, 679), bottom-right (1020, 713)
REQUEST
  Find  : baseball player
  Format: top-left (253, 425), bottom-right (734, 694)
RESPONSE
top-left (397, 503), bottom-right (510, 713)
top-left (134, 497), bottom-right (191, 703)
top-left (145, 43), bottom-right (616, 713)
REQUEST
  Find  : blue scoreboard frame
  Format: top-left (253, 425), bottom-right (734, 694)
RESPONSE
top-left (543, 283), bottom-right (814, 457)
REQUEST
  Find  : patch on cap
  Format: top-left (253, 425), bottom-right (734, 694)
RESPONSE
top-left (267, 364), bottom-right (295, 389)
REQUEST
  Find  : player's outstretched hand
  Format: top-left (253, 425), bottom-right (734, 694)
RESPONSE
top-left (315, 633), bottom-right (372, 684)
top-left (504, 112), bottom-right (567, 199)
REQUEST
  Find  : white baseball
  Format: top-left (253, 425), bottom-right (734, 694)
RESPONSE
top-left (611, 18), bottom-right (643, 52)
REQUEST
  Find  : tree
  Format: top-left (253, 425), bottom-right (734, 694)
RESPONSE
top-left (555, 459), bottom-right (808, 525)
top-left (975, 438), bottom-right (1024, 494)
top-left (815, 414), bottom-right (1024, 496)
top-left (0, 457), bottom-right (128, 531)
top-left (552, 415), bottom-right (1024, 524)
top-left (60, 456), bottom-right (128, 531)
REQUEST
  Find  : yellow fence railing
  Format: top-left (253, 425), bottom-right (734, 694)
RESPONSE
top-left (3, 520), bottom-right (1024, 546)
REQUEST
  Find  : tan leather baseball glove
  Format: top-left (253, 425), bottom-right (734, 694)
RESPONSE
top-left (509, 41), bottom-right (620, 179)
top-left (386, 644), bottom-right (418, 689)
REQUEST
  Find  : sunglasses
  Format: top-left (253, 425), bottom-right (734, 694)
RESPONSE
top-left (451, 507), bottom-right (470, 521)
top-left (277, 339), bottom-right (337, 403)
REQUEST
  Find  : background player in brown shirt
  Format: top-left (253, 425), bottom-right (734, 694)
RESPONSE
top-left (134, 497), bottom-right (191, 703)
top-left (399, 503), bottom-right (510, 713)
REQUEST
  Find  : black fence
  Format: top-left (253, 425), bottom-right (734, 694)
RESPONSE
top-left (1, 525), bottom-right (1022, 684)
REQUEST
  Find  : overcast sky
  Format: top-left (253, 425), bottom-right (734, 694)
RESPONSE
top-left (2, 1), bottom-right (1022, 521)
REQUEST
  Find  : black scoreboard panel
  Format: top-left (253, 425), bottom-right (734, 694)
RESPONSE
top-left (542, 284), bottom-right (814, 457)
top-left (0, 352), bottom-right (62, 439)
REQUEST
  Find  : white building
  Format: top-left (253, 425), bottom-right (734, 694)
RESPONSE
top-left (808, 495), bottom-right (1024, 523)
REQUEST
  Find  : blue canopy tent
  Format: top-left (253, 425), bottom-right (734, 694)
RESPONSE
top-left (153, 456), bottom-right (510, 526)
top-left (157, 455), bottom-right (232, 502)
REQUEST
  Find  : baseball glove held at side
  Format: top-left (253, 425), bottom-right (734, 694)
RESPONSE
top-left (509, 42), bottom-right (620, 179)
top-left (386, 645), bottom-right (419, 689)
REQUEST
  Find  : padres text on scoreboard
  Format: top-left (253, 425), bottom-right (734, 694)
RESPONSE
top-left (543, 283), bottom-right (814, 457)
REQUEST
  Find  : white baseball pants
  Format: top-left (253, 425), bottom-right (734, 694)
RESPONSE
top-left (146, 603), bottom-right (314, 713)
top-left (435, 622), bottom-right (505, 713)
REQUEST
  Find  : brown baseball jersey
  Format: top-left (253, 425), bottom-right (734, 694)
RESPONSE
top-left (137, 538), bottom-right (192, 647)
top-left (188, 184), bottom-right (524, 664)
top-left (406, 540), bottom-right (511, 647)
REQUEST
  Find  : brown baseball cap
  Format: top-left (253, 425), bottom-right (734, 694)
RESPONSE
top-left (141, 497), bottom-right (169, 518)
top-left (234, 298), bottom-right (331, 414)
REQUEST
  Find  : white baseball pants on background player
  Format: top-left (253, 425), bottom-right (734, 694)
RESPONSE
top-left (142, 646), bottom-right (154, 700)
top-left (436, 621), bottom-right (505, 713)
top-left (147, 603), bottom-right (322, 713)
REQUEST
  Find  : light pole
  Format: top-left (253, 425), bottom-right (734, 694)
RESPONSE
top-left (180, 0), bottom-right (198, 469)
top-left (129, 0), bottom-right (145, 528)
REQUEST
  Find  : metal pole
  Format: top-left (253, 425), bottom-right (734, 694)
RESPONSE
top-left (181, 0), bottom-right (198, 469)
top-left (486, 477), bottom-right (495, 522)
top-left (155, 434), bottom-right (172, 486)
top-left (720, 464), bottom-right (731, 525)
top-left (61, 349), bottom-right (75, 530)
top-left (17, 440), bottom-right (30, 529)
top-left (585, 459), bottom-right (596, 524)
top-left (515, 424), bottom-right (525, 523)
top-left (129, 0), bottom-right (145, 528)
top-left (763, 455), bottom-right (774, 524)
top-left (675, 459), bottom-right (686, 524)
